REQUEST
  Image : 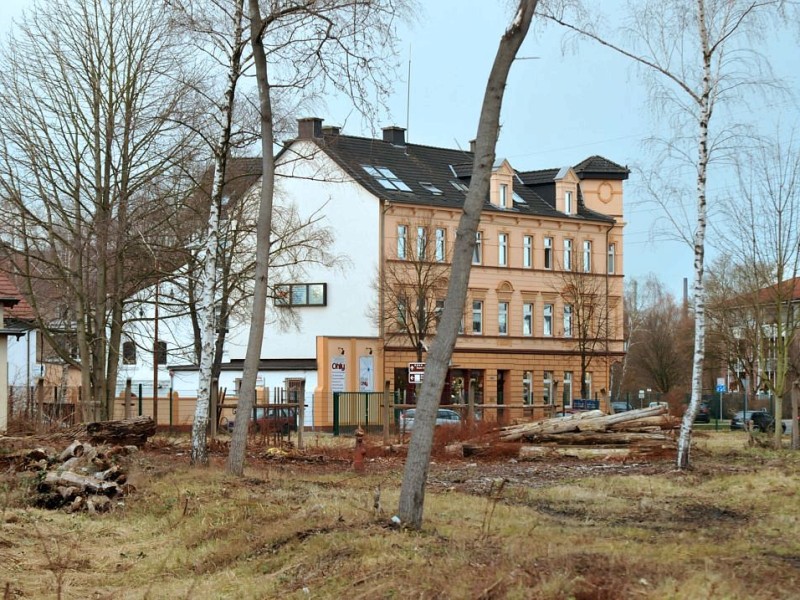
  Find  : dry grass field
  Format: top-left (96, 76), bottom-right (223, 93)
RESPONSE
top-left (1, 430), bottom-right (799, 599)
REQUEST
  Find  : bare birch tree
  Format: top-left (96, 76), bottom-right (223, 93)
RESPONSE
top-left (228, 0), bottom-right (406, 476)
top-left (397, 0), bottom-right (537, 529)
top-left (165, 0), bottom-right (251, 465)
top-left (0, 0), bottom-right (199, 420)
top-left (543, 0), bottom-right (790, 467)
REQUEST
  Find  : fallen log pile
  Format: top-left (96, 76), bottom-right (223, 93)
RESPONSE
top-left (10, 440), bottom-right (138, 514)
top-left (497, 405), bottom-right (679, 460)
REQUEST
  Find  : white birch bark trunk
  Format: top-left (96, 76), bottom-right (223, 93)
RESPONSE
top-left (190, 185), bottom-right (221, 465)
top-left (190, 0), bottom-right (244, 466)
top-left (676, 0), bottom-right (711, 468)
top-left (396, 0), bottom-right (537, 529)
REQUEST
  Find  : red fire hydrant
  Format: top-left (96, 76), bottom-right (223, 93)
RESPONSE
top-left (353, 426), bottom-right (366, 473)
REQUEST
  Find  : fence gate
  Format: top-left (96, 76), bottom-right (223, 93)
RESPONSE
top-left (332, 392), bottom-right (391, 436)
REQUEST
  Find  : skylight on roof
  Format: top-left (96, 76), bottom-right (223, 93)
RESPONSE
top-left (512, 191), bottom-right (525, 204)
top-left (362, 165), bottom-right (412, 192)
top-left (420, 181), bottom-right (443, 195)
top-left (450, 180), bottom-right (469, 193)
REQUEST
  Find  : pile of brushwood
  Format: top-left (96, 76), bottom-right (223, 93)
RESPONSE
top-left (497, 405), bottom-right (679, 460)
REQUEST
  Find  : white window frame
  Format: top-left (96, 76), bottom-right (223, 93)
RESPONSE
top-left (544, 236), bottom-right (553, 270)
top-left (563, 304), bottom-right (573, 337)
top-left (565, 190), bottom-right (573, 214)
top-left (563, 239), bottom-right (573, 271)
top-left (543, 303), bottom-right (553, 336)
top-left (417, 226), bottom-right (427, 260)
top-left (500, 183), bottom-right (508, 208)
top-left (608, 243), bottom-right (616, 274)
top-left (434, 299), bottom-right (445, 327)
top-left (435, 228), bottom-right (446, 262)
top-left (523, 370), bottom-right (533, 405)
top-left (564, 371), bottom-right (573, 408)
top-left (473, 231), bottom-right (482, 265)
top-left (584, 372), bottom-right (592, 401)
top-left (523, 235), bottom-right (532, 268)
top-left (498, 301), bottom-right (508, 335)
top-left (522, 303), bottom-right (533, 336)
top-left (583, 240), bottom-right (592, 273)
top-left (498, 233), bottom-right (508, 267)
top-left (472, 300), bottom-right (483, 335)
top-left (397, 298), bottom-right (408, 327)
top-left (397, 225), bottom-right (407, 259)
top-left (543, 371), bottom-right (553, 405)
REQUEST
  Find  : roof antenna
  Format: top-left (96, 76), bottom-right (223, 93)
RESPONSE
top-left (405, 45), bottom-right (411, 154)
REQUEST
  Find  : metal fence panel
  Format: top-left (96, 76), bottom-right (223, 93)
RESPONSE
top-left (333, 392), bottom-right (391, 435)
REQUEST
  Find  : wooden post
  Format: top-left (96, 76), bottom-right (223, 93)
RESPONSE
top-left (467, 385), bottom-right (475, 424)
top-left (124, 378), bottom-right (132, 420)
top-left (210, 380), bottom-right (218, 438)
top-left (36, 377), bottom-right (44, 433)
top-left (297, 391), bottom-right (305, 450)
top-left (382, 381), bottom-right (391, 447)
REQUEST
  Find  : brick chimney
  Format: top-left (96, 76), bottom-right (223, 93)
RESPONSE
top-left (382, 125), bottom-right (406, 146)
top-left (469, 139), bottom-right (476, 153)
top-left (298, 117), bottom-right (323, 139)
top-left (321, 125), bottom-right (340, 136)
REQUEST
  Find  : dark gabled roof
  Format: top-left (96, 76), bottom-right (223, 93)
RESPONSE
top-left (573, 155), bottom-right (630, 180)
top-left (286, 129), bottom-right (621, 224)
top-left (311, 134), bottom-right (477, 210)
top-left (518, 168), bottom-right (560, 185)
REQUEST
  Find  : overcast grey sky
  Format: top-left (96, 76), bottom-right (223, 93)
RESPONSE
top-left (2, 0), bottom-right (798, 299)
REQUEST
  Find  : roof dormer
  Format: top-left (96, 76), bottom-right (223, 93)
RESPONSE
top-left (490, 159), bottom-right (515, 209)
top-left (554, 166), bottom-right (580, 215)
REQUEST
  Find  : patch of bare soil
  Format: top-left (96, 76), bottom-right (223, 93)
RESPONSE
top-left (427, 459), bottom-right (673, 494)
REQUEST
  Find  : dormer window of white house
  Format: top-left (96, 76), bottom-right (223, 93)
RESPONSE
top-left (565, 190), bottom-right (573, 214)
top-left (499, 183), bottom-right (509, 208)
top-left (361, 165), bottom-right (412, 192)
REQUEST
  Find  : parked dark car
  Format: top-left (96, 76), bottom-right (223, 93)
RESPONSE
top-left (227, 406), bottom-right (297, 435)
top-left (694, 403), bottom-right (711, 423)
top-left (611, 401), bottom-right (633, 413)
top-left (730, 410), bottom-right (785, 433)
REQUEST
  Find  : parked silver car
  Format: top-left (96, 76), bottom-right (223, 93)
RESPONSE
top-left (399, 408), bottom-right (462, 431)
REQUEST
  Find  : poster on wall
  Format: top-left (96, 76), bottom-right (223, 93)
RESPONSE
top-left (359, 356), bottom-right (374, 392)
top-left (330, 356), bottom-right (346, 393)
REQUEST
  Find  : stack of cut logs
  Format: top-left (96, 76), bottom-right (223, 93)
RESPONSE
top-left (5, 416), bottom-right (154, 514)
top-left (499, 405), bottom-right (678, 460)
top-left (15, 440), bottom-right (138, 513)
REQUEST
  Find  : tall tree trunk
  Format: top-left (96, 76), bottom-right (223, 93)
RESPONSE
top-left (191, 0), bottom-right (244, 467)
top-left (397, 0), bottom-right (537, 529)
top-left (227, 0), bottom-right (276, 476)
top-left (676, 0), bottom-right (711, 468)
